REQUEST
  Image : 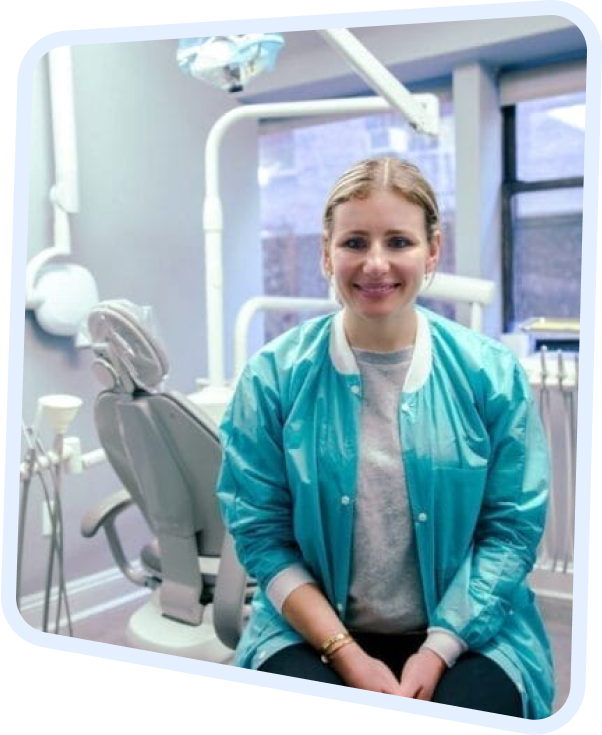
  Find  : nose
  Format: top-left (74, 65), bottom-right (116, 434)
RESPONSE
top-left (363, 241), bottom-right (390, 276)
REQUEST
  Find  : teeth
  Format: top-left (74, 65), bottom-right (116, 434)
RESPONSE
top-left (361, 285), bottom-right (393, 292)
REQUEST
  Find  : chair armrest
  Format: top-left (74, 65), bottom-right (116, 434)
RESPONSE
top-left (81, 489), bottom-right (147, 587)
top-left (81, 489), bottom-right (133, 537)
top-left (212, 532), bottom-right (250, 650)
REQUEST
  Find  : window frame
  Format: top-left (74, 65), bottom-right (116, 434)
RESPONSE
top-left (258, 62), bottom-right (588, 336)
top-left (501, 99), bottom-right (585, 330)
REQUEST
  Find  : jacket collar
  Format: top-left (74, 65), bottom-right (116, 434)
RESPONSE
top-left (329, 308), bottom-right (432, 393)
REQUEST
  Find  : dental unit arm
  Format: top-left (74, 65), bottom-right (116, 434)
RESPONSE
top-left (25, 46), bottom-right (99, 339)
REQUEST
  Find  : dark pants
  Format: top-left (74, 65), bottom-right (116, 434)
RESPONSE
top-left (258, 631), bottom-right (523, 717)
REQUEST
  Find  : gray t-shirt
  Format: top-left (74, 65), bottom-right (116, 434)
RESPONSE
top-left (346, 347), bottom-right (428, 634)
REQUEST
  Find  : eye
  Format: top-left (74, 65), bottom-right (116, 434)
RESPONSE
top-left (389, 236), bottom-right (413, 249)
top-left (341, 236), bottom-right (367, 250)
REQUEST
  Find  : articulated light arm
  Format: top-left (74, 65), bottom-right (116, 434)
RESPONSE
top-left (318, 28), bottom-right (439, 136)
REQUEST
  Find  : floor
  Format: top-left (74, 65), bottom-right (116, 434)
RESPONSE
top-left (537, 595), bottom-right (573, 712)
top-left (70, 590), bottom-right (572, 714)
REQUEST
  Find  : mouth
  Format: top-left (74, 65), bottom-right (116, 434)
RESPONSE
top-left (354, 283), bottom-right (399, 297)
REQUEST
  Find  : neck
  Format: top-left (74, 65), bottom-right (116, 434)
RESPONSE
top-left (343, 309), bottom-right (417, 352)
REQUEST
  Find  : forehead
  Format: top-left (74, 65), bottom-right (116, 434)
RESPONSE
top-left (331, 190), bottom-right (426, 234)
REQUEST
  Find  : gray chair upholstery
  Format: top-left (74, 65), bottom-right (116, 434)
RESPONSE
top-left (81, 300), bottom-right (249, 647)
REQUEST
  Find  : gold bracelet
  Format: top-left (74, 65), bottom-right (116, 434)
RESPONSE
top-left (319, 632), bottom-right (349, 654)
top-left (319, 632), bottom-right (353, 664)
top-left (324, 636), bottom-right (355, 663)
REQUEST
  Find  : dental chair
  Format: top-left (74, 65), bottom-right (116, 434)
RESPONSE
top-left (81, 300), bottom-right (249, 660)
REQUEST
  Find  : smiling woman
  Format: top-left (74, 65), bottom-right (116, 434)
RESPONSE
top-left (321, 160), bottom-right (441, 351)
top-left (216, 155), bottom-right (554, 719)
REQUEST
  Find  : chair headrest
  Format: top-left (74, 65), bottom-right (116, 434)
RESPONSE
top-left (87, 300), bottom-right (169, 393)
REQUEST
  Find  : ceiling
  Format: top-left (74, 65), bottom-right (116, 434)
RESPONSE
top-left (236, 16), bottom-right (587, 104)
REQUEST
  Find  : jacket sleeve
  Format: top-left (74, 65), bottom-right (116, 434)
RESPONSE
top-left (429, 355), bottom-right (549, 650)
top-left (215, 356), bottom-right (314, 595)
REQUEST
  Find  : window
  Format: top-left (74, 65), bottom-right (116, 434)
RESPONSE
top-left (259, 94), bottom-right (455, 342)
top-left (502, 91), bottom-right (585, 331)
top-left (258, 129), bottom-right (297, 182)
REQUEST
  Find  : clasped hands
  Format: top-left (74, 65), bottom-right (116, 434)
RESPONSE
top-left (330, 642), bottom-right (447, 699)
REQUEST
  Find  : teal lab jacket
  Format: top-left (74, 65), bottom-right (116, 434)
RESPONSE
top-left (216, 307), bottom-right (555, 719)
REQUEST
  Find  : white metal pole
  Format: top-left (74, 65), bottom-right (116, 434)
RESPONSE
top-left (233, 296), bottom-right (338, 379)
top-left (26, 46), bottom-right (80, 309)
top-left (48, 46), bottom-right (79, 214)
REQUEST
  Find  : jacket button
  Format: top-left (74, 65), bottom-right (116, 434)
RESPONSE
top-left (341, 496), bottom-right (350, 505)
top-left (417, 512), bottom-right (428, 522)
top-left (401, 402), bottom-right (411, 413)
top-left (351, 385), bottom-right (360, 395)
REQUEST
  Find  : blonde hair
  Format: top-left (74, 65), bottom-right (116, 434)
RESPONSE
top-left (322, 157), bottom-right (440, 243)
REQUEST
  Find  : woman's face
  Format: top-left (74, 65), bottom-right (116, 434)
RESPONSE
top-left (323, 189), bottom-right (440, 348)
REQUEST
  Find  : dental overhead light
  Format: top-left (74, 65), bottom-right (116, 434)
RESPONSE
top-left (177, 34), bottom-right (285, 93)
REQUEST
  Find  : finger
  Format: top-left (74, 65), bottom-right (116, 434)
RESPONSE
top-left (416, 687), bottom-right (431, 701)
top-left (398, 683), bottom-right (419, 698)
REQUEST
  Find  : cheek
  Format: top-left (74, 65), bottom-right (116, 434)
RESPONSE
top-left (331, 255), bottom-right (354, 281)
top-left (393, 255), bottom-right (428, 283)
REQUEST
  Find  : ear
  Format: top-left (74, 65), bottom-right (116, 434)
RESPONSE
top-left (426, 230), bottom-right (441, 275)
top-left (321, 234), bottom-right (332, 278)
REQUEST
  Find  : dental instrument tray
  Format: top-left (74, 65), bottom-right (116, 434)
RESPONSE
top-left (519, 317), bottom-right (580, 352)
top-left (519, 317), bottom-right (580, 335)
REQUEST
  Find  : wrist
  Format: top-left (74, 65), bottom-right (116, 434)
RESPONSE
top-left (422, 628), bottom-right (467, 668)
top-left (417, 646), bottom-right (447, 674)
top-left (328, 640), bottom-right (365, 675)
top-left (319, 631), bottom-right (353, 664)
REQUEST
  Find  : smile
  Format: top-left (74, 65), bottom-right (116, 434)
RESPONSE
top-left (355, 283), bottom-right (399, 297)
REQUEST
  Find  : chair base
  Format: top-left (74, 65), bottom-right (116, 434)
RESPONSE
top-left (126, 590), bottom-right (234, 663)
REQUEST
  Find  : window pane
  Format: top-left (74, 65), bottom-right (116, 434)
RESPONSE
top-left (512, 188), bottom-right (582, 325)
top-left (516, 92), bottom-right (585, 182)
top-left (259, 96), bottom-right (455, 341)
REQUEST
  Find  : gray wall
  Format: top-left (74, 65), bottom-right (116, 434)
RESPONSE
top-left (21, 39), bottom-right (261, 597)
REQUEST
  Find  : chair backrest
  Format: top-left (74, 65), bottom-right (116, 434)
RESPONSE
top-left (87, 300), bottom-right (228, 626)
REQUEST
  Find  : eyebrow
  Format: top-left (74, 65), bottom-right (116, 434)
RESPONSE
top-left (336, 229), bottom-right (416, 237)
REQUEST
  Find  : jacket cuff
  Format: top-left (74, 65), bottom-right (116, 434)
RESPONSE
top-left (420, 627), bottom-right (468, 668)
top-left (266, 563), bottom-right (317, 613)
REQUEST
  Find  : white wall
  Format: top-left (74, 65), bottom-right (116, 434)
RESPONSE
top-left (453, 62), bottom-right (503, 335)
